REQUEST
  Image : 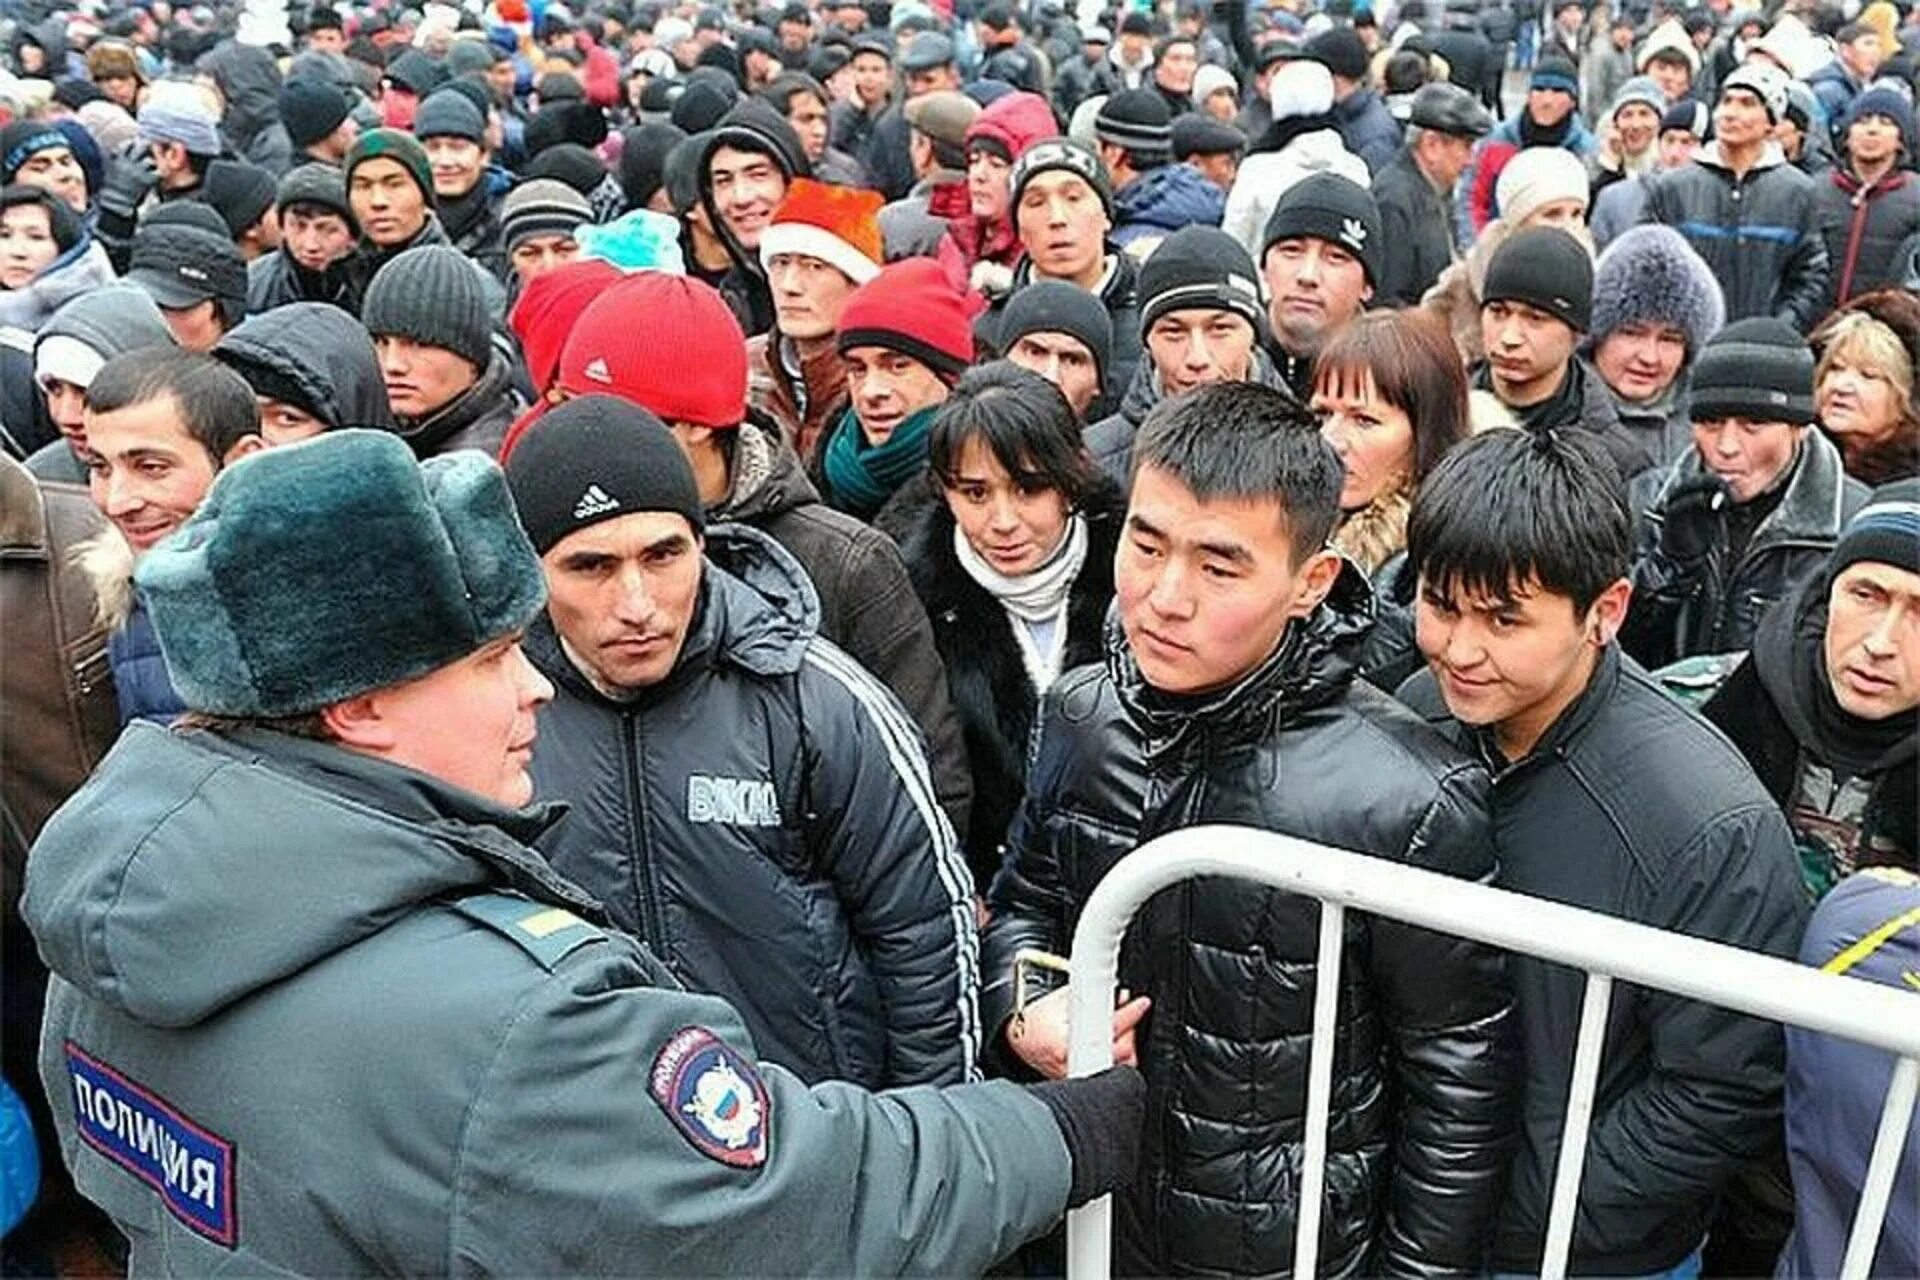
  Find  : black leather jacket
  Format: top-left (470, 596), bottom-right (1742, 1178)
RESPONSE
top-left (981, 567), bottom-right (1519, 1275)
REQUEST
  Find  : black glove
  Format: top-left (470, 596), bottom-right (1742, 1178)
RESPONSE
top-left (1660, 472), bottom-right (1731, 568)
top-left (1026, 1065), bottom-right (1146, 1208)
top-left (95, 152), bottom-right (157, 224)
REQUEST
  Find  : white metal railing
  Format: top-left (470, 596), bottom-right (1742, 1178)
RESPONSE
top-left (1063, 826), bottom-right (1920, 1280)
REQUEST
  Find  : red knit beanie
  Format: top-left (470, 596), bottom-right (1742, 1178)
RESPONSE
top-left (509, 258), bottom-right (624, 396)
top-left (835, 258), bottom-right (976, 381)
top-left (557, 273), bottom-right (749, 428)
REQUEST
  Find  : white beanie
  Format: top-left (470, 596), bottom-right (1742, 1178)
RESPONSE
top-left (34, 335), bottom-right (106, 394)
top-left (1268, 59), bottom-right (1335, 119)
top-left (1193, 64), bottom-right (1238, 108)
top-left (1495, 146), bottom-right (1591, 226)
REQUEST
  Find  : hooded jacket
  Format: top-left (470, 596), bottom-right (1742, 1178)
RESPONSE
top-left (196, 41), bottom-right (294, 176)
top-left (707, 419), bottom-right (975, 863)
top-left (894, 474), bottom-right (1124, 887)
top-left (1111, 162), bottom-right (1226, 250)
top-left (23, 721), bottom-right (1071, 1274)
top-left (1642, 142), bottom-right (1831, 331)
top-left (1332, 87), bottom-right (1403, 172)
top-left (1817, 165), bottom-right (1920, 308)
top-left (0, 237), bottom-right (117, 335)
top-left (697, 101), bottom-right (813, 337)
top-left (22, 286), bottom-right (177, 483)
top-left (1624, 428), bottom-right (1867, 668)
top-left (525, 525), bottom-right (977, 1089)
top-left (213, 303), bottom-right (395, 432)
top-left (982, 568), bottom-right (1518, 1276)
top-left (1398, 646), bottom-right (1809, 1274)
top-left (395, 350), bottom-right (521, 458)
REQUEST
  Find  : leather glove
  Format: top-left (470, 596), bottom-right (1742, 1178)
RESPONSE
top-left (1660, 472), bottom-right (1731, 568)
top-left (1026, 1065), bottom-right (1146, 1208)
top-left (95, 152), bottom-right (157, 225)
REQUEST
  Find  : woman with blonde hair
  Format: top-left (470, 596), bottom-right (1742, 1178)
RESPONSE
top-left (1814, 291), bottom-right (1919, 486)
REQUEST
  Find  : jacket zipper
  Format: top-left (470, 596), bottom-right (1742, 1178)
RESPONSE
top-left (620, 716), bottom-right (666, 945)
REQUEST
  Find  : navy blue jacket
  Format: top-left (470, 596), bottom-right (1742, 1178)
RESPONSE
top-left (108, 599), bottom-right (183, 728)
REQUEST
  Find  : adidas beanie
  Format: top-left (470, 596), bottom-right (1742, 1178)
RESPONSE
top-left (1261, 171), bottom-right (1383, 287)
top-left (505, 394), bottom-right (707, 553)
top-left (558, 273), bottom-right (749, 428)
top-left (1689, 317), bottom-right (1816, 426)
top-left (361, 245), bottom-right (496, 371)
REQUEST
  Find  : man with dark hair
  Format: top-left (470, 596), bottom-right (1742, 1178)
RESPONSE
top-left (1807, 22), bottom-right (1885, 135)
top-left (983, 379), bottom-right (1517, 1276)
top-left (414, 89), bottom-right (510, 282)
top-left (1149, 33), bottom-right (1199, 115)
top-left (1396, 426), bottom-right (1809, 1279)
top-left (248, 163), bottom-right (358, 313)
top-left (697, 100), bottom-right (810, 335)
top-left (82, 348), bottom-right (264, 725)
top-left (1095, 89), bottom-right (1225, 252)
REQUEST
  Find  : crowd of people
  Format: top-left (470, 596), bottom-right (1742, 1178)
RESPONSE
top-left (1, 0), bottom-right (1917, 1271)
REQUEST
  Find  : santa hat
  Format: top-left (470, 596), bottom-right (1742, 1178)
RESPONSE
top-left (757, 178), bottom-right (884, 285)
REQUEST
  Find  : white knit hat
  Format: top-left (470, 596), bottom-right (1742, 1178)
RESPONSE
top-left (1494, 146), bottom-right (1591, 226)
top-left (1193, 64), bottom-right (1238, 108)
top-left (1268, 59), bottom-right (1335, 119)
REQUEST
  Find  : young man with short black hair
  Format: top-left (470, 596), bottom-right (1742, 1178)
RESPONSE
top-left (1397, 426), bottom-right (1809, 1278)
top-left (984, 379), bottom-right (1517, 1276)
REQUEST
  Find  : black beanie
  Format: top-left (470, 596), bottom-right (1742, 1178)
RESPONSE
top-left (504, 394), bottom-right (707, 553)
top-left (1689, 317), bottom-right (1817, 426)
top-left (1305, 26), bottom-right (1368, 81)
top-left (277, 161), bottom-right (351, 220)
top-left (361, 245), bottom-right (496, 371)
top-left (201, 159), bottom-right (278, 237)
top-left (1261, 171), bottom-right (1383, 287)
top-left (1138, 225), bottom-right (1264, 334)
top-left (523, 143), bottom-right (610, 198)
top-left (1481, 225), bottom-right (1592, 332)
top-left (525, 100), bottom-right (611, 156)
top-left (618, 122), bottom-right (688, 209)
top-left (997, 280), bottom-right (1115, 390)
top-left (1094, 89), bottom-right (1173, 164)
top-left (279, 77), bottom-right (351, 148)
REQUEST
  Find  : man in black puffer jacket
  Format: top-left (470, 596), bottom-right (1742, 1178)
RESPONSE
top-left (506, 398), bottom-right (978, 1091)
top-left (982, 382), bottom-right (1518, 1276)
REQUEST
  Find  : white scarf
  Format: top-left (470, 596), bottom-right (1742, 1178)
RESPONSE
top-left (952, 514), bottom-right (1089, 694)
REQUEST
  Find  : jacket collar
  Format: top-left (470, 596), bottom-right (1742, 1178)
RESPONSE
top-left (396, 351), bottom-right (511, 454)
top-left (1656, 427), bottom-right (1853, 554)
top-left (1471, 643), bottom-right (1623, 776)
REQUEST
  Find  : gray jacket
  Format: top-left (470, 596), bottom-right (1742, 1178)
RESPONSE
top-left (24, 722), bottom-right (1072, 1275)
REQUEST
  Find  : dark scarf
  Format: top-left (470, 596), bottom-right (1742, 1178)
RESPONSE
top-left (1254, 110), bottom-right (1340, 156)
top-left (1752, 576), bottom-right (1916, 779)
top-left (1518, 110), bottom-right (1576, 148)
top-left (821, 403), bottom-right (938, 519)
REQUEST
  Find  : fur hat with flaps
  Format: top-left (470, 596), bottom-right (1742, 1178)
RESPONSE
top-left (1585, 225), bottom-right (1726, 362)
top-left (135, 431), bottom-right (546, 717)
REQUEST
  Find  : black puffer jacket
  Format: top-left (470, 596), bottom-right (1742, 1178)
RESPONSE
top-left (527, 525), bottom-right (978, 1090)
top-left (1623, 429), bottom-right (1867, 668)
top-left (982, 567), bottom-right (1518, 1276)
top-left (395, 351), bottom-right (521, 458)
top-left (212, 301), bottom-right (395, 431)
top-left (895, 475), bottom-right (1124, 887)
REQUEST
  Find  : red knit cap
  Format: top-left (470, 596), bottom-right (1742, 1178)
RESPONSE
top-left (509, 258), bottom-right (624, 396)
top-left (758, 178), bottom-right (884, 284)
top-left (835, 257), bottom-right (976, 381)
top-left (557, 273), bottom-right (748, 428)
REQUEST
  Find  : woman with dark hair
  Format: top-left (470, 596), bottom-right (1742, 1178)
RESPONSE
top-left (0, 183), bottom-right (115, 333)
top-left (1310, 310), bottom-right (1472, 687)
top-left (896, 361), bottom-right (1124, 888)
top-left (762, 72), bottom-right (870, 188)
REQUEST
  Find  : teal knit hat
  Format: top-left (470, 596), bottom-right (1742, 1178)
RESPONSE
top-left (136, 430), bottom-right (546, 716)
top-left (344, 127), bottom-right (436, 208)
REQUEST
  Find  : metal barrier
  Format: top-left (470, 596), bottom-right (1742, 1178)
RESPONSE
top-left (1063, 826), bottom-right (1920, 1280)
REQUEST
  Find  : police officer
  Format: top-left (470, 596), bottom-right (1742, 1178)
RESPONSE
top-left (24, 430), bottom-right (1143, 1275)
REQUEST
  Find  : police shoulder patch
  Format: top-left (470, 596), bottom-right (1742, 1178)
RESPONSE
top-left (648, 1027), bottom-right (770, 1170)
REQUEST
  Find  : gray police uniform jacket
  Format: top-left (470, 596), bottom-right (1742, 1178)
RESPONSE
top-left (526, 525), bottom-right (979, 1090)
top-left (23, 723), bottom-right (1072, 1276)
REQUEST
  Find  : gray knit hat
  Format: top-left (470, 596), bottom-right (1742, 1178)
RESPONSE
top-left (413, 88), bottom-right (487, 144)
top-left (1689, 317), bottom-right (1816, 425)
top-left (276, 162), bottom-right (351, 221)
top-left (500, 178), bottom-right (592, 254)
top-left (361, 245), bottom-right (495, 371)
top-left (1586, 225), bottom-right (1725, 359)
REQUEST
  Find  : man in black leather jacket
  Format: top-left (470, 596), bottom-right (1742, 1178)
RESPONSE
top-left (981, 382), bottom-right (1519, 1276)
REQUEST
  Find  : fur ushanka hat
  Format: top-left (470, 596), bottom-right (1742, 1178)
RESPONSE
top-left (1585, 224), bottom-right (1726, 362)
top-left (136, 431), bottom-right (546, 717)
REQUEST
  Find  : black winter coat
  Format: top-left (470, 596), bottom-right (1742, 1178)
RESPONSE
top-left (1085, 346), bottom-right (1291, 485)
top-left (1817, 166), bottom-right (1920, 308)
top-left (895, 476), bottom-right (1123, 887)
top-left (526, 526), bottom-right (979, 1090)
top-left (1372, 149), bottom-right (1454, 307)
top-left (711, 419), bottom-right (974, 848)
top-left (245, 245), bottom-right (357, 316)
top-left (394, 351), bottom-right (521, 458)
top-left (1398, 648), bottom-right (1810, 1274)
top-left (983, 568), bottom-right (1519, 1276)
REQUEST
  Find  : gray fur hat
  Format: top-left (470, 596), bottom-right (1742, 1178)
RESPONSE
top-left (1585, 225), bottom-right (1726, 360)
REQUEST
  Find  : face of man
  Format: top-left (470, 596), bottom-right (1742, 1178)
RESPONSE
top-left (1849, 112), bottom-right (1903, 169)
top-left (906, 64), bottom-right (960, 97)
top-left (1263, 236), bottom-right (1371, 357)
top-left (1714, 87), bottom-right (1772, 150)
top-left (380, 84), bottom-right (420, 130)
top-left (1417, 130), bottom-right (1475, 189)
top-left (779, 18), bottom-right (810, 49)
top-left (510, 232), bottom-right (581, 285)
top-left (1647, 54), bottom-right (1692, 101)
top-left (424, 135), bottom-right (487, 199)
top-left (1016, 170), bottom-right (1110, 285)
top-left (308, 25), bottom-right (346, 53)
top-left (160, 300), bottom-right (227, 352)
top-left (257, 395), bottom-right (328, 445)
top-left (1119, 31), bottom-right (1151, 64)
top-left (1659, 127), bottom-right (1701, 168)
top-left (1146, 309), bottom-right (1255, 397)
top-left (351, 634), bottom-right (552, 807)
top-left (1527, 87), bottom-right (1575, 129)
top-left (785, 91), bottom-right (831, 162)
top-left (1690, 417), bottom-right (1800, 503)
top-left (486, 59), bottom-right (515, 101)
top-left (282, 203), bottom-right (355, 273)
top-left (1615, 102), bottom-right (1660, 155)
top-left (375, 334), bottom-right (479, 418)
top-left (844, 346), bottom-right (949, 445)
top-left (349, 156), bottom-right (429, 247)
top-left (768, 253), bottom-right (858, 341)
top-left (1841, 31), bottom-right (1885, 79)
top-left (85, 392), bottom-right (258, 556)
top-left (1417, 572), bottom-right (1628, 761)
top-left (1157, 40), bottom-right (1198, 93)
top-left (1117, 462), bottom-right (1340, 695)
top-left (1007, 330), bottom-right (1101, 415)
top-left (708, 145), bottom-right (787, 250)
top-left (1594, 320), bottom-right (1687, 403)
top-left (1481, 299), bottom-right (1576, 406)
top-left (852, 52), bottom-right (892, 106)
top-left (14, 144), bottom-right (88, 212)
top-left (1189, 151), bottom-right (1239, 190)
top-left (542, 511), bottom-right (705, 690)
top-left (1825, 562), bottom-right (1920, 720)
